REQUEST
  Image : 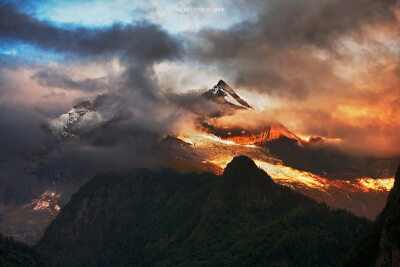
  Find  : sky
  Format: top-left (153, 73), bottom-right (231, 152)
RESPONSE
top-left (1, 0), bottom-right (400, 158)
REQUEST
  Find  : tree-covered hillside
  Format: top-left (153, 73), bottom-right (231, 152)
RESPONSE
top-left (0, 234), bottom-right (47, 266)
top-left (37, 156), bottom-right (370, 266)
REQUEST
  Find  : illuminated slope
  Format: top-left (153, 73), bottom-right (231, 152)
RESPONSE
top-left (178, 132), bottom-right (394, 218)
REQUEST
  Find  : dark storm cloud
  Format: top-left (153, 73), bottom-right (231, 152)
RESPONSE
top-left (0, 3), bottom-right (181, 60)
top-left (0, 2), bottom-right (186, 168)
top-left (0, 3), bottom-right (182, 98)
top-left (32, 69), bottom-right (108, 92)
top-left (195, 0), bottom-right (399, 56)
top-left (0, 1), bottom-right (188, 203)
top-left (190, 0), bottom-right (400, 99)
top-left (0, 2), bottom-right (185, 134)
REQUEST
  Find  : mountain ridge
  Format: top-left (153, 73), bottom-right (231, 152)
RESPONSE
top-left (202, 80), bottom-right (252, 110)
top-left (37, 156), bottom-right (369, 266)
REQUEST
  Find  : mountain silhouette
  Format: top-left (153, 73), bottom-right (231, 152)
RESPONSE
top-left (37, 156), bottom-right (369, 266)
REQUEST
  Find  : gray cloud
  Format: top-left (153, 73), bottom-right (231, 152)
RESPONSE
top-left (189, 0), bottom-right (399, 99)
top-left (0, 106), bottom-right (48, 155)
top-left (0, 2), bottom-right (185, 135)
top-left (0, 4), bottom-right (181, 60)
top-left (0, 3), bottom-right (189, 205)
top-left (32, 69), bottom-right (109, 92)
top-left (0, 3), bottom-right (182, 99)
top-left (1, 0), bottom-right (400, 208)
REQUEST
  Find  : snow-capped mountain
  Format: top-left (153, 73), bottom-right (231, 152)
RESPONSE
top-left (47, 94), bottom-right (124, 141)
top-left (48, 101), bottom-right (99, 140)
top-left (203, 80), bottom-right (252, 109)
top-left (48, 80), bottom-right (251, 141)
top-left (199, 80), bottom-right (302, 144)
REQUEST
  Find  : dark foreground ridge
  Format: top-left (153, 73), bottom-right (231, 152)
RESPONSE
top-left (0, 233), bottom-right (47, 266)
top-left (37, 156), bottom-right (369, 266)
top-left (343, 164), bottom-right (400, 266)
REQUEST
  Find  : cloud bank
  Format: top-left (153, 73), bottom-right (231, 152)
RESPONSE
top-left (1, 0), bottom-right (400, 168)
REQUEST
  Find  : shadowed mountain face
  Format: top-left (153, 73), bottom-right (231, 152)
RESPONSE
top-left (37, 156), bottom-right (369, 266)
top-left (343, 164), bottom-right (400, 266)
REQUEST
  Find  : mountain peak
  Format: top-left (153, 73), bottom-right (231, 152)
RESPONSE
top-left (224, 156), bottom-right (258, 173)
top-left (217, 80), bottom-right (227, 87)
top-left (222, 156), bottom-right (273, 184)
top-left (202, 80), bottom-right (252, 110)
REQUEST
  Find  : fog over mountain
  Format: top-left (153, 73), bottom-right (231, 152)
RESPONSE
top-left (1, 0), bottom-right (400, 158)
top-left (1, 0), bottom-right (400, 264)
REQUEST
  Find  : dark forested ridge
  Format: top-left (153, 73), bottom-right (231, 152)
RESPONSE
top-left (0, 233), bottom-right (47, 266)
top-left (343, 164), bottom-right (400, 266)
top-left (37, 156), bottom-right (370, 266)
